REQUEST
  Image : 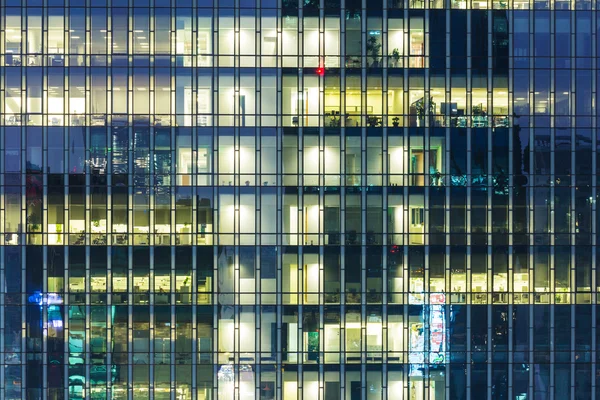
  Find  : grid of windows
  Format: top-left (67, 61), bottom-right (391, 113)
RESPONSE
top-left (0, 0), bottom-right (598, 399)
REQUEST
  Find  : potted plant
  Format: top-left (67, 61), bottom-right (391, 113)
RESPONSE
top-left (329, 115), bottom-right (341, 127)
top-left (367, 116), bottom-right (381, 127)
top-left (392, 116), bottom-right (400, 127)
top-left (366, 36), bottom-right (381, 67)
top-left (430, 167), bottom-right (442, 186)
top-left (414, 96), bottom-right (436, 127)
top-left (390, 48), bottom-right (400, 67)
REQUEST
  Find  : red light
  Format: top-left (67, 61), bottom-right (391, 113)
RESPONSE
top-left (316, 67), bottom-right (324, 76)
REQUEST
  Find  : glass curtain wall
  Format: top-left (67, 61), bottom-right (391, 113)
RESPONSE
top-left (0, 0), bottom-right (596, 399)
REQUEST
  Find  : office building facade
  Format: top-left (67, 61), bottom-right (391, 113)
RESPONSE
top-left (0, 0), bottom-right (597, 399)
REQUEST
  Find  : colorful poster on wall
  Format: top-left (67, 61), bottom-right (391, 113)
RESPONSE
top-left (409, 293), bottom-right (446, 376)
top-left (409, 322), bottom-right (425, 376)
top-left (429, 294), bottom-right (446, 364)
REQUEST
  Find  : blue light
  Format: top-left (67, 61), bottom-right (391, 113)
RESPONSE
top-left (28, 291), bottom-right (63, 306)
top-left (28, 291), bottom-right (43, 306)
